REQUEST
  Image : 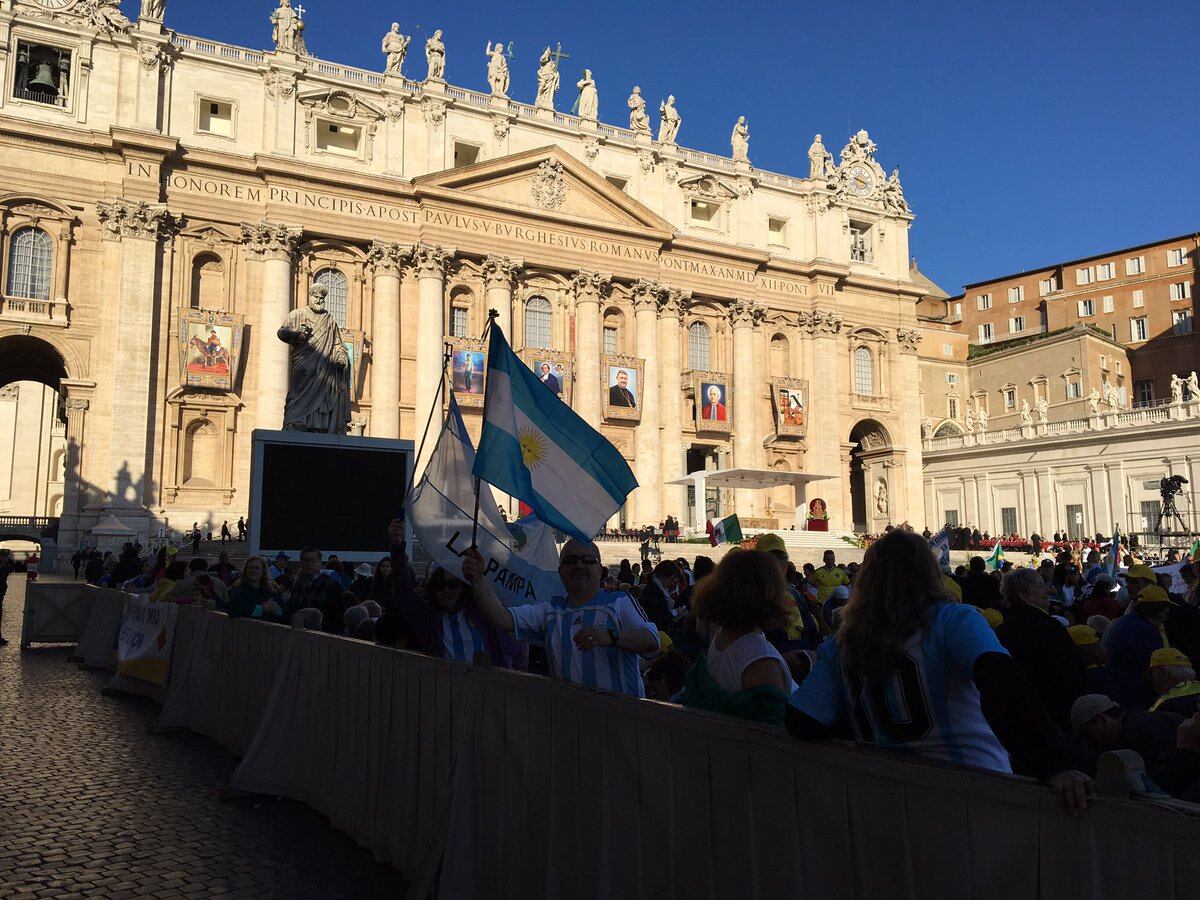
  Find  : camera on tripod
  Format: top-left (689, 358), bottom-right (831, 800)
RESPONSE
top-left (1161, 474), bottom-right (1189, 500)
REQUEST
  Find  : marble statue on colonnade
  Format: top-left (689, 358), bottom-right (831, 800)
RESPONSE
top-left (425, 29), bottom-right (446, 81)
top-left (1172, 374), bottom-right (1185, 405)
top-left (1188, 371), bottom-right (1200, 399)
top-left (807, 134), bottom-right (828, 179)
top-left (576, 70), bottom-right (599, 120)
top-left (270, 0), bottom-right (300, 52)
top-left (1088, 389), bottom-right (1101, 417)
top-left (658, 95), bottom-right (681, 143)
top-left (382, 24), bottom-right (410, 75)
top-left (485, 40), bottom-right (510, 96)
top-left (277, 283), bottom-right (351, 434)
top-left (627, 86), bottom-right (651, 136)
top-left (731, 116), bottom-right (750, 162)
top-left (534, 47), bottom-right (560, 110)
top-left (140, 0), bottom-right (166, 19)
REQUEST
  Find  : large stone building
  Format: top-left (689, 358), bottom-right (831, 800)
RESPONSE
top-left (0, 1), bottom-right (933, 552)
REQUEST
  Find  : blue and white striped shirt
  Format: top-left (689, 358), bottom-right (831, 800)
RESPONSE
top-left (509, 590), bottom-right (657, 697)
top-left (441, 609), bottom-right (486, 664)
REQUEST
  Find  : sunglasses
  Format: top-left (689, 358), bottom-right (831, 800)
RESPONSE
top-left (560, 554), bottom-right (600, 567)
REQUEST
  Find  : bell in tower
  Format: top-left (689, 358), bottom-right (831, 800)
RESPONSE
top-left (27, 60), bottom-right (58, 95)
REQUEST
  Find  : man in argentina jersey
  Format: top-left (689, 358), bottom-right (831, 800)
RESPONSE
top-left (790, 603), bottom-right (1013, 772)
top-left (463, 538), bottom-right (660, 697)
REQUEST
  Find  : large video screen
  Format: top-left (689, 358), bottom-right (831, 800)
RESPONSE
top-left (249, 431), bottom-right (411, 560)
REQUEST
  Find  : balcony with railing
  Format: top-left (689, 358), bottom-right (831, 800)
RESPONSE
top-left (0, 295), bottom-right (69, 327)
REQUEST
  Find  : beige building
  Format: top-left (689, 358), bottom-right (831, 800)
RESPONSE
top-left (0, 1), bottom-right (936, 552)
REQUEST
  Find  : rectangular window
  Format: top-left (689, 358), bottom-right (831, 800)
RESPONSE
top-left (1174, 310), bottom-right (1193, 336)
top-left (767, 216), bottom-right (787, 246)
top-left (1066, 505), bottom-right (1084, 541)
top-left (849, 223), bottom-right (872, 262)
top-left (453, 141), bottom-right (481, 167)
top-left (1100, 354), bottom-right (1108, 370)
top-left (1096, 262), bottom-right (1115, 281)
top-left (952, 302), bottom-right (962, 320)
top-left (1066, 380), bottom-right (1082, 399)
top-left (1167, 248), bottom-right (1187, 267)
top-left (1038, 277), bottom-right (1057, 296)
top-left (1116, 360), bottom-right (1123, 375)
top-left (1003, 388), bottom-right (1016, 409)
top-left (1133, 379), bottom-right (1154, 407)
top-left (943, 343), bottom-right (953, 357)
top-left (976, 293), bottom-right (992, 311)
top-left (1077, 298), bottom-right (1095, 317)
top-left (1126, 256), bottom-right (1145, 275)
top-left (1009, 316), bottom-right (1024, 333)
top-left (605, 174), bottom-right (628, 192)
top-left (978, 322), bottom-right (993, 342)
top-left (1110, 324), bottom-right (1117, 340)
top-left (947, 397), bottom-right (959, 419)
top-left (1132, 289), bottom-right (1145, 308)
top-left (1076, 266), bottom-right (1094, 285)
top-left (1007, 285), bottom-right (1024, 303)
top-left (944, 509), bottom-right (960, 529)
top-left (449, 307), bottom-right (469, 338)
top-left (603, 326), bottom-right (618, 354)
top-left (1001, 507), bottom-right (1018, 535)
top-left (1130, 316), bottom-right (1149, 342)
top-left (315, 120), bottom-right (362, 157)
top-left (1169, 281), bottom-right (1192, 301)
top-left (1101, 295), bottom-right (1113, 313)
top-left (946, 372), bottom-right (959, 385)
top-left (1140, 500), bottom-right (1161, 532)
top-left (12, 42), bottom-right (71, 108)
top-left (197, 98), bottom-right (234, 137)
top-left (689, 199), bottom-right (720, 225)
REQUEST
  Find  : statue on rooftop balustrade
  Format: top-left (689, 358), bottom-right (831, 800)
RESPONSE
top-left (485, 40), bottom-right (510, 96)
top-left (425, 29), bottom-right (446, 81)
top-left (382, 23), bottom-right (410, 75)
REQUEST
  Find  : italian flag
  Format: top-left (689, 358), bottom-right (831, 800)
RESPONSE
top-left (708, 514), bottom-right (744, 547)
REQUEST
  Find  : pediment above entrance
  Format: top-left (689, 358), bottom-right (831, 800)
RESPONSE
top-left (414, 147), bottom-right (674, 240)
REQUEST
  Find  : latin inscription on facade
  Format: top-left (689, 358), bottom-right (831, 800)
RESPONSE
top-left (660, 255), bottom-right (758, 284)
top-left (422, 209), bottom-right (659, 262)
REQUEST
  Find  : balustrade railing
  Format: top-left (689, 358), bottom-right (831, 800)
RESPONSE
top-left (0, 295), bottom-right (69, 326)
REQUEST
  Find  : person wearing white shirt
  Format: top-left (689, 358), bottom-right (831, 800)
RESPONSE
top-left (463, 538), bottom-right (660, 696)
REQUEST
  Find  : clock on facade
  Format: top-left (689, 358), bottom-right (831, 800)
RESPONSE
top-left (32, 0), bottom-right (77, 9)
top-left (848, 164), bottom-right (873, 197)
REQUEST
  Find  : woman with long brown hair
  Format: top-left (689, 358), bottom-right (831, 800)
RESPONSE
top-left (787, 530), bottom-right (1093, 814)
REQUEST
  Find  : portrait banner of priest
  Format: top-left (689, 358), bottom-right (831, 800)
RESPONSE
top-left (450, 337), bottom-right (487, 407)
top-left (771, 378), bottom-right (808, 437)
top-left (602, 354), bottom-right (643, 422)
top-left (341, 328), bottom-right (366, 401)
top-left (520, 348), bottom-right (574, 406)
top-left (692, 371), bottom-right (732, 433)
top-left (178, 308), bottom-right (244, 391)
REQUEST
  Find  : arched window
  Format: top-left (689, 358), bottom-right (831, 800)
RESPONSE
top-left (770, 333), bottom-right (789, 377)
top-left (182, 419), bottom-right (219, 487)
top-left (190, 253), bottom-right (224, 309)
top-left (688, 321), bottom-right (711, 370)
top-left (524, 296), bottom-right (552, 349)
top-left (853, 347), bottom-right (874, 396)
top-left (313, 267), bottom-right (349, 327)
top-left (602, 308), bottom-right (624, 355)
top-left (448, 286), bottom-right (473, 338)
top-left (6, 227), bottom-right (53, 300)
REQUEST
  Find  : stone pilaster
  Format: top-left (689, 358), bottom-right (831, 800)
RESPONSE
top-left (242, 221), bottom-right (302, 432)
top-left (98, 199), bottom-right (175, 513)
top-left (895, 327), bottom-right (925, 526)
top-left (482, 254), bottom-right (523, 344)
top-left (631, 279), bottom-right (663, 526)
top-left (367, 241), bottom-right (413, 438)
top-left (56, 381), bottom-right (96, 558)
top-left (658, 286), bottom-right (690, 528)
top-left (412, 243), bottom-right (455, 477)
top-left (571, 270), bottom-right (610, 429)
top-left (800, 307), bottom-right (844, 527)
top-left (730, 298), bottom-right (763, 516)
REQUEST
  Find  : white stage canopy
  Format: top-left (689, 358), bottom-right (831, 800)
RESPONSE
top-left (667, 468), bottom-right (839, 529)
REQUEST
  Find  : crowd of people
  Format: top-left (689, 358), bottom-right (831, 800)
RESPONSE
top-left (75, 514), bottom-right (1200, 815)
top-left (921, 524), bottom-right (1159, 557)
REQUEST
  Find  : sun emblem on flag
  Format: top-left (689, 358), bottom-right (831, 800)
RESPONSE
top-left (518, 428), bottom-right (548, 469)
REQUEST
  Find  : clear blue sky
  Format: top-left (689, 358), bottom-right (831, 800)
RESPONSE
top-left (137, 0), bottom-right (1200, 293)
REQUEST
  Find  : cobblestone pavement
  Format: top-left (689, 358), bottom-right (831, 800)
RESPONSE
top-left (0, 580), bottom-right (404, 898)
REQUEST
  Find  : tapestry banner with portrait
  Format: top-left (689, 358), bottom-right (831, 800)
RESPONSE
top-left (178, 309), bottom-right (244, 391)
top-left (341, 329), bottom-right (366, 402)
top-left (520, 349), bottom-right (573, 407)
top-left (771, 378), bottom-right (808, 438)
top-left (692, 371), bottom-right (732, 433)
top-left (450, 338), bottom-right (487, 408)
top-left (602, 355), bottom-right (643, 423)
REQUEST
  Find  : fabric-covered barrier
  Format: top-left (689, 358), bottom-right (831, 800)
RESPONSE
top-left (20, 582), bottom-right (89, 648)
top-left (73, 588), bottom-right (129, 669)
top-left (156, 607), bottom-right (292, 755)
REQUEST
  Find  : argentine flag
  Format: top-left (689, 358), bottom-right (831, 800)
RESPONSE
top-left (473, 324), bottom-right (638, 543)
top-left (930, 526), bottom-right (951, 569)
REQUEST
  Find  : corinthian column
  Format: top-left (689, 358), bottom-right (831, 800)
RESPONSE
top-left (413, 243), bottom-right (454, 477)
top-left (801, 307), bottom-right (845, 527)
top-left (242, 221), bottom-right (302, 432)
top-left (482, 254), bottom-right (523, 343)
top-left (730, 298), bottom-right (763, 516)
top-left (571, 271), bottom-right (609, 427)
top-left (367, 241), bottom-right (412, 438)
top-left (658, 287), bottom-right (690, 528)
top-left (97, 199), bottom-right (175, 509)
top-left (632, 280), bottom-right (663, 526)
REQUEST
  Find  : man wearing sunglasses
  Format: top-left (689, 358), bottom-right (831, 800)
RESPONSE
top-left (463, 538), bottom-right (660, 696)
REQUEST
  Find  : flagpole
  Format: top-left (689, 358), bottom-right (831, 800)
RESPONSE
top-left (403, 341), bottom-right (452, 504)
top-left (469, 309), bottom-right (499, 549)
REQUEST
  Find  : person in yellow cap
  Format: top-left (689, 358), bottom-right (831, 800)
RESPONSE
top-left (1101, 583), bottom-right (1172, 709)
top-left (981, 607), bottom-right (1004, 629)
top-left (1146, 647), bottom-right (1200, 717)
